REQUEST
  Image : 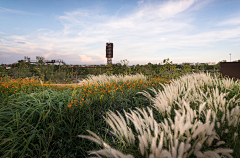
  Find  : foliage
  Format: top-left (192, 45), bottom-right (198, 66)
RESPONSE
top-left (1, 67), bottom-right (240, 157)
top-left (1, 57), bottom-right (221, 85)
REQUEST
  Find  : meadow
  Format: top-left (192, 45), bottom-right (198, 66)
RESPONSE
top-left (0, 72), bottom-right (240, 158)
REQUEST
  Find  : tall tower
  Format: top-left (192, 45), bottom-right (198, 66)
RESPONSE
top-left (106, 41), bottom-right (113, 65)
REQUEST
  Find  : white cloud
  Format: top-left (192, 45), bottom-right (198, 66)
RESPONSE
top-left (137, 0), bottom-right (145, 6)
top-left (187, 0), bottom-right (215, 12)
top-left (43, 54), bottom-right (51, 59)
top-left (79, 55), bottom-right (97, 62)
top-left (218, 17), bottom-right (240, 26)
top-left (0, 7), bottom-right (40, 15)
top-left (0, 0), bottom-right (239, 64)
top-left (156, 0), bottom-right (196, 19)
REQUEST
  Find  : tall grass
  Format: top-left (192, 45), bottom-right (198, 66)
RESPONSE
top-left (79, 72), bottom-right (240, 158)
top-left (0, 73), bottom-right (170, 157)
top-left (1, 72), bottom-right (240, 157)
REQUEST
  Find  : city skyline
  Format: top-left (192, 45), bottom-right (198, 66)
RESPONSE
top-left (0, 0), bottom-right (240, 66)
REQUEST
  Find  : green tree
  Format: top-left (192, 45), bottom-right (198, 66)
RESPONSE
top-left (120, 59), bottom-right (130, 76)
top-left (12, 60), bottom-right (32, 78)
top-left (36, 56), bottom-right (47, 80)
top-left (181, 63), bottom-right (191, 76)
top-left (0, 66), bottom-right (6, 77)
top-left (162, 58), bottom-right (178, 79)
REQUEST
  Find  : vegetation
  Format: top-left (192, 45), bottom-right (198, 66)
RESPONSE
top-left (1, 58), bottom-right (240, 157)
top-left (0, 57), bottom-right (225, 84)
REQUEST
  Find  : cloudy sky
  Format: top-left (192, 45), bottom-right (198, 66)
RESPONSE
top-left (0, 0), bottom-right (240, 66)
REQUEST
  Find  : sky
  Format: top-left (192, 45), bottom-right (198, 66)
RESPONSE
top-left (0, 0), bottom-right (240, 66)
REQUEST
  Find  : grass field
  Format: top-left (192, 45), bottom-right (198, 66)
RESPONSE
top-left (0, 72), bottom-right (240, 158)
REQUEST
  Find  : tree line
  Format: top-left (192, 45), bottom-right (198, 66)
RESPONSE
top-left (0, 56), bottom-right (234, 83)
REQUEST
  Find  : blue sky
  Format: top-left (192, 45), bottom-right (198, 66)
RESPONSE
top-left (0, 0), bottom-right (240, 66)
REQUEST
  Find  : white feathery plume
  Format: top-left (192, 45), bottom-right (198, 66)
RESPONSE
top-left (220, 77), bottom-right (237, 90)
top-left (138, 135), bottom-right (145, 156)
top-left (207, 121), bottom-right (215, 136)
top-left (156, 131), bottom-right (164, 157)
top-left (199, 135), bottom-right (208, 145)
top-left (216, 141), bottom-right (225, 146)
top-left (87, 148), bottom-right (135, 158)
top-left (224, 129), bottom-right (229, 133)
top-left (191, 120), bottom-right (200, 133)
top-left (199, 102), bottom-right (206, 118)
top-left (205, 109), bottom-right (211, 124)
top-left (212, 111), bottom-right (216, 124)
top-left (221, 152), bottom-right (234, 158)
top-left (227, 93), bottom-right (240, 109)
top-left (169, 133), bottom-right (173, 148)
top-left (168, 117), bottom-right (175, 130)
top-left (195, 151), bottom-right (204, 157)
top-left (174, 139), bottom-right (179, 151)
top-left (135, 107), bottom-right (150, 127)
top-left (217, 122), bottom-right (220, 128)
top-left (202, 151), bottom-right (221, 158)
top-left (233, 132), bottom-right (238, 141)
top-left (180, 121), bottom-right (192, 137)
top-left (150, 137), bottom-right (157, 155)
top-left (164, 118), bottom-right (169, 131)
top-left (78, 72), bottom-right (238, 158)
top-left (233, 115), bottom-right (238, 127)
top-left (221, 113), bottom-right (225, 124)
top-left (173, 118), bottom-right (179, 141)
top-left (184, 143), bottom-right (191, 153)
top-left (192, 123), bottom-right (205, 139)
top-left (137, 78), bottom-right (183, 116)
top-left (126, 110), bottom-right (143, 135)
top-left (78, 130), bottom-right (111, 149)
top-left (172, 146), bottom-right (177, 158)
top-left (161, 118), bottom-right (170, 133)
top-left (123, 109), bottom-right (130, 125)
top-left (104, 110), bottom-right (134, 144)
top-left (153, 120), bottom-right (159, 138)
top-left (214, 148), bottom-right (233, 154)
top-left (186, 137), bottom-right (192, 145)
top-left (142, 134), bottom-right (149, 150)
top-left (146, 128), bottom-right (152, 144)
top-left (194, 142), bottom-right (203, 156)
top-left (207, 135), bottom-right (218, 146)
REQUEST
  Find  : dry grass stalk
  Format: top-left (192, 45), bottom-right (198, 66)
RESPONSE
top-left (79, 72), bottom-right (239, 158)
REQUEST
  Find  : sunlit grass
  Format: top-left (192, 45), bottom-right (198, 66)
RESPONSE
top-left (0, 72), bottom-right (240, 157)
top-left (79, 72), bottom-right (240, 158)
top-left (0, 73), bottom-right (172, 157)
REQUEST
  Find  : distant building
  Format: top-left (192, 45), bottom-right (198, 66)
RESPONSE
top-left (189, 62), bottom-right (195, 65)
top-left (208, 62), bottom-right (216, 65)
top-left (106, 42), bottom-right (113, 64)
